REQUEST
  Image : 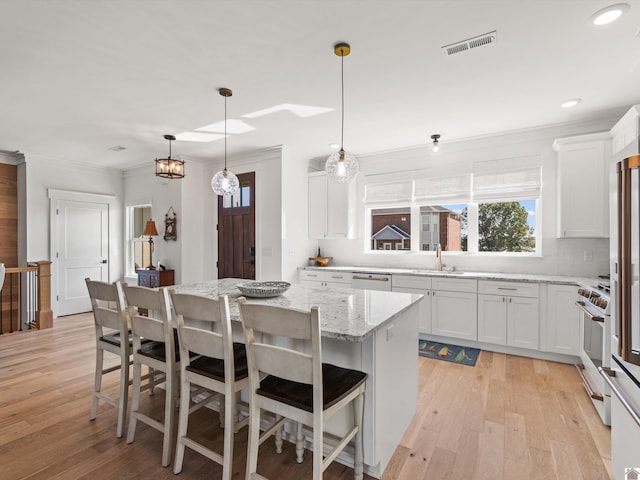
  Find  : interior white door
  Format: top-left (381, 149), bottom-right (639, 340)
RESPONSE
top-left (56, 199), bottom-right (109, 315)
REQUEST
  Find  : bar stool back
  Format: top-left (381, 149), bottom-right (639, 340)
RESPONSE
top-left (238, 297), bottom-right (367, 480)
top-left (85, 278), bottom-right (129, 438)
top-left (171, 292), bottom-right (250, 479)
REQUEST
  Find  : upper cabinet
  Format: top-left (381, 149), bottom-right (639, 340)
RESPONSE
top-left (610, 105), bottom-right (640, 155)
top-left (308, 172), bottom-right (356, 239)
top-left (553, 132), bottom-right (610, 238)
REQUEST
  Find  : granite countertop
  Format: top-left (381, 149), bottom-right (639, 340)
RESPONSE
top-left (299, 265), bottom-right (603, 287)
top-left (173, 278), bottom-right (422, 343)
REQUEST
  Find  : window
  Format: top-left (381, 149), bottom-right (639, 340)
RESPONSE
top-left (364, 162), bottom-right (541, 255)
top-left (370, 207), bottom-right (411, 251)
top-left (126, 204), bottom-right (152, 276)
top-left (477, 200), bottom-right (536, 253)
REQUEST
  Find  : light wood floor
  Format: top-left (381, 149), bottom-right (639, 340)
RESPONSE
top-left (0, 314), bottom-right (612, 480)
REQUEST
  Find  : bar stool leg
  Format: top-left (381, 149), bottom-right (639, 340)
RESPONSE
top-left (295, 422), bottom-right (305, 463)
top-left (354, 391), bottom-right (365, 480)
top-left (90, 347), bottom-right (104, 421)
top-left (275, 415), bottom-right (284, 454)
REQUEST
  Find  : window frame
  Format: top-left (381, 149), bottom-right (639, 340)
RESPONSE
top-left (125, 202), bottom-right (153, 276)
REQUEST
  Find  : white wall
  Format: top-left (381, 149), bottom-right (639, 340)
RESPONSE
top-left (123, 163), bottom-right (182, 282)
top-left (316, 118), bottom-right (617, 277)
top-left (25, 154), bottom-right (124, 314)
top-left (281, 146), bottom-right (316, 283)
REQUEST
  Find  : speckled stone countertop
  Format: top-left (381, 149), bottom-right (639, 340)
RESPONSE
top-left (299, 265), bottom-right (604, 287)
top-left (173, 278), bottom-right (422, 343)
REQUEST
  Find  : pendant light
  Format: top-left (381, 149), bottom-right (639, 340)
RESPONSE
top-left (325, 42), bottom-right (359, 183)
top-left (155, 134), bottom-right (185, 179)
top-left (211, 88), bottom-right (240, 196)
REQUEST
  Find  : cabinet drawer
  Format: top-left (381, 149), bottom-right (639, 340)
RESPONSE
top-left (432, 277), bottom-right (477, 293)
top-left (393, 275), bottom-right (432, 290)
top-left (299, 270), bottom-right (350, 284)
top-left (478, 280), bottom-right (539, 298)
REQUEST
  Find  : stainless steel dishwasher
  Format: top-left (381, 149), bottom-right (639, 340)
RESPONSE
top-left (351, 273), bottom-right (392, 291)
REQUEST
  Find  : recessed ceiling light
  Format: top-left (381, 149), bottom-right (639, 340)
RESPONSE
top-left (196, 119), bottom-right (255, 134)
top-left (108, 145), bottom-right (126, 151)
top-left (560, 98), bottom-right (582, 108)
top-left (242, 104), bottom-right (333, 119)
top-left (175, 132), bottom-right (225, 142)
top-left (329, 143), bottom-right (340, 149)
top-left (590, 3), bottom-right (630, 26)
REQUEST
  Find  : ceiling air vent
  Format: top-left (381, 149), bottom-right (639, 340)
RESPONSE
top-left (442, 30), bottom-right (497, 56)
top-left (108, 145), bottom-right (127, 152)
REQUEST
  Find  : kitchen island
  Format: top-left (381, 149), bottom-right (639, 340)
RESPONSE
top-left (174, 278), bottom-right (423, 478)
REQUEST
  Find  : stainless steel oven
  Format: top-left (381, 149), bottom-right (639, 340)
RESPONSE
top-left (576, 284), bottom-right (611, 425)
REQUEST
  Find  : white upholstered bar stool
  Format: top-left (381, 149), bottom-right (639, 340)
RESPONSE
top-left (238, 297), bottom-right (368, 480)
top-left (124, 285), bottom-right (179, 467)
top-left (171, 291), bottom-right (250, 479)
top-left (85, 278), bottom-right (130, 438)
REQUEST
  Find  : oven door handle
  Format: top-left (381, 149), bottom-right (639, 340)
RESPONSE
top-left (575, 364), bottom-right (604, 401)
top-left (599, 366), bottom-right (640, 428)
top-left (575, 300), bottom-right (605, 323)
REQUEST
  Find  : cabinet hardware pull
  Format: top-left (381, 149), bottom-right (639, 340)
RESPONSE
top-left (331, 276), bottom-right (344, 279)
top-left (502, 297), bottom-right (505, 302)
top-left (575, 301), bottom-right (605, 322)
top-left (599, 366), bottom-right (640, 428)
top-left (497, 287), bottom-right (518, 291)
top-left (575, 364), bottom-right (604, 401)
top-left (306, 274), bottom-right (318, 277)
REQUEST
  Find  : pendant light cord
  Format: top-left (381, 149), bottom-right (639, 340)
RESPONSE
top-left (224, 94), bottom-right (228, 170)
top-left (340, 51), bottom-right (345, 150)
top-left (168, 138), bottom-right (172, 159)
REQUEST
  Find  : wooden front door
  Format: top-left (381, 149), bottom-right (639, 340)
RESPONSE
top-left (217, 171), bottom-right (255, 280)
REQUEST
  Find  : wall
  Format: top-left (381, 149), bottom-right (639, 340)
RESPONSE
top-left (25, 154), bottom-right (124, 315)
top-left (316, 118), bottom-right (617, 277)
top-left (123, 163), bottom-right (182, 282)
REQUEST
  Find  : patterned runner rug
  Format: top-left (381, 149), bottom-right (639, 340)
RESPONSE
top-left (418, 340), bottom-right (480, 366)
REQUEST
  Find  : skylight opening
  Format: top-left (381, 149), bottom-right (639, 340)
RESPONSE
top-left (196, 119), bottom-right (256, 134)
top-left (242, 103), bottom-right (333, 119)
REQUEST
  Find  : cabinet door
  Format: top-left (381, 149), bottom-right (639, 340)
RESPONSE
top-left (393, 286), bottom-right (432, 334)
top-left (308, 174), bottom-right (328, 239)
top-left (507, 296), bottom-right (539, 349)
top-left (478, 294), bottom-right (507, 345)
top-left (555, 135), bottom-right (609, 238)
top-left (544, 284), bottom-right (580, 355)
top-left (432, 290), bottom-right (477, 341)
top-left (326, 180), bottom-right (350, 238)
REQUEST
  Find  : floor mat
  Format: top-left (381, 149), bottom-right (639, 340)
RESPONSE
top-left (418, 340), bottom-right (479, 366)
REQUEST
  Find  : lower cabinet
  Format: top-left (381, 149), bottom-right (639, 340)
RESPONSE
top-left (432, 289), bottom-right (478, 341)
top-left (478, 281), bottom-right (539, 350)
top-left (543, 283), bottom-right (580, 355)
top-left (392, 275), bottom-right (432, 334)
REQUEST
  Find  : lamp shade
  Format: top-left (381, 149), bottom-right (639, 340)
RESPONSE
top-left (155, 157), bottom-right (185, 179)
top-left (143, 219), bottom-right (159, 237)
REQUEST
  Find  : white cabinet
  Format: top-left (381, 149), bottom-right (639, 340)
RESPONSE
top-left (553, 132), bottom-right (610, 238)
top-left (543, 284), bottom-right (579, 355)
top-left (299, 269), bottom-right (351, 289)
top-left (478, 281), bottom-right (539, 350)
top-left (308, 172), bottom-right (355, 239)
top-left (610, 104), bottom-right (640, 155)
top-left (392, 275), bottom-right (432, 334)
top-left (431, 278), bottom-right (478, 341)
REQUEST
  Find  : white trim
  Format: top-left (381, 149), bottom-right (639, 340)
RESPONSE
top-left (48, 188), bottom-right (116, 202)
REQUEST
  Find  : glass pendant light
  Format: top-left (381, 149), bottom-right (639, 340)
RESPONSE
top-left (325, 42), bottom-right (359, 183)
top-left (211, 88), bottom-right (240, 196)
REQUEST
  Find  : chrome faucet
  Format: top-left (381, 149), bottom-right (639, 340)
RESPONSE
top-left (436, 244), bottom-right (445, 271)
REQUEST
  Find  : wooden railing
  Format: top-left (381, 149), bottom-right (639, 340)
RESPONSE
top-left (1, 261), bottom-right (52, 334)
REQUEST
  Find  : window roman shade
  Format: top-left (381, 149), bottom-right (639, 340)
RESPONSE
top-left (364, 181), bottom-right (413, 203)
top-left (414, 175), bottom-right (471, 203)
top-left (473, 167), bottom-right (541, 201)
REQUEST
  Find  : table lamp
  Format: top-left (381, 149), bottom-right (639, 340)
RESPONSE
top-left (143, 219), bottom-right (159, 269)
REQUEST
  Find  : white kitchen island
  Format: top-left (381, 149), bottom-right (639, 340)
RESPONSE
top-left (174, 278), bottom-right (422, 478)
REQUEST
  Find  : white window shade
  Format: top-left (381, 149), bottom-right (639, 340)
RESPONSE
top-left (473, 166), bottom-right (541, 201)
top-left (364, 181), bottom-right (413, 203)
top-left (414, 175), bottom-right (471, 203)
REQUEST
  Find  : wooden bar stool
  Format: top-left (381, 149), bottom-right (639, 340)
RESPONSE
top-left (238, 297), bottom-right (367, 480)
top-left (171, 291), bottom-right (250, 479)
top-left (123, 285), bottom-right (179, 467)
top-left (85, 278), bottom-right (130, 438)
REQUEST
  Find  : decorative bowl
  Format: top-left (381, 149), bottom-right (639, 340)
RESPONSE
top-left (309, 256), bottom-right (333, 267)
top-left (237, 281), bottom-right (291, 298)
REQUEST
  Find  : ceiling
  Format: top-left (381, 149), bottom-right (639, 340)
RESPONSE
top-left (2, 0), bottom-right (640, 172)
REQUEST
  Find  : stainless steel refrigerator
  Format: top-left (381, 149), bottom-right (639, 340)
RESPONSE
top-left (602, 108), bottom-right (640, 477)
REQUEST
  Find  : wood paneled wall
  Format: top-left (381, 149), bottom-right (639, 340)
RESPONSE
top-left (0, 163), bottom-right (18, 267)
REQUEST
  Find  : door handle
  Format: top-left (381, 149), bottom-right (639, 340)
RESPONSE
top-left (101, 259), bottom-right (108, 264)
top-left (250, 246), bottom-right (255, 256)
